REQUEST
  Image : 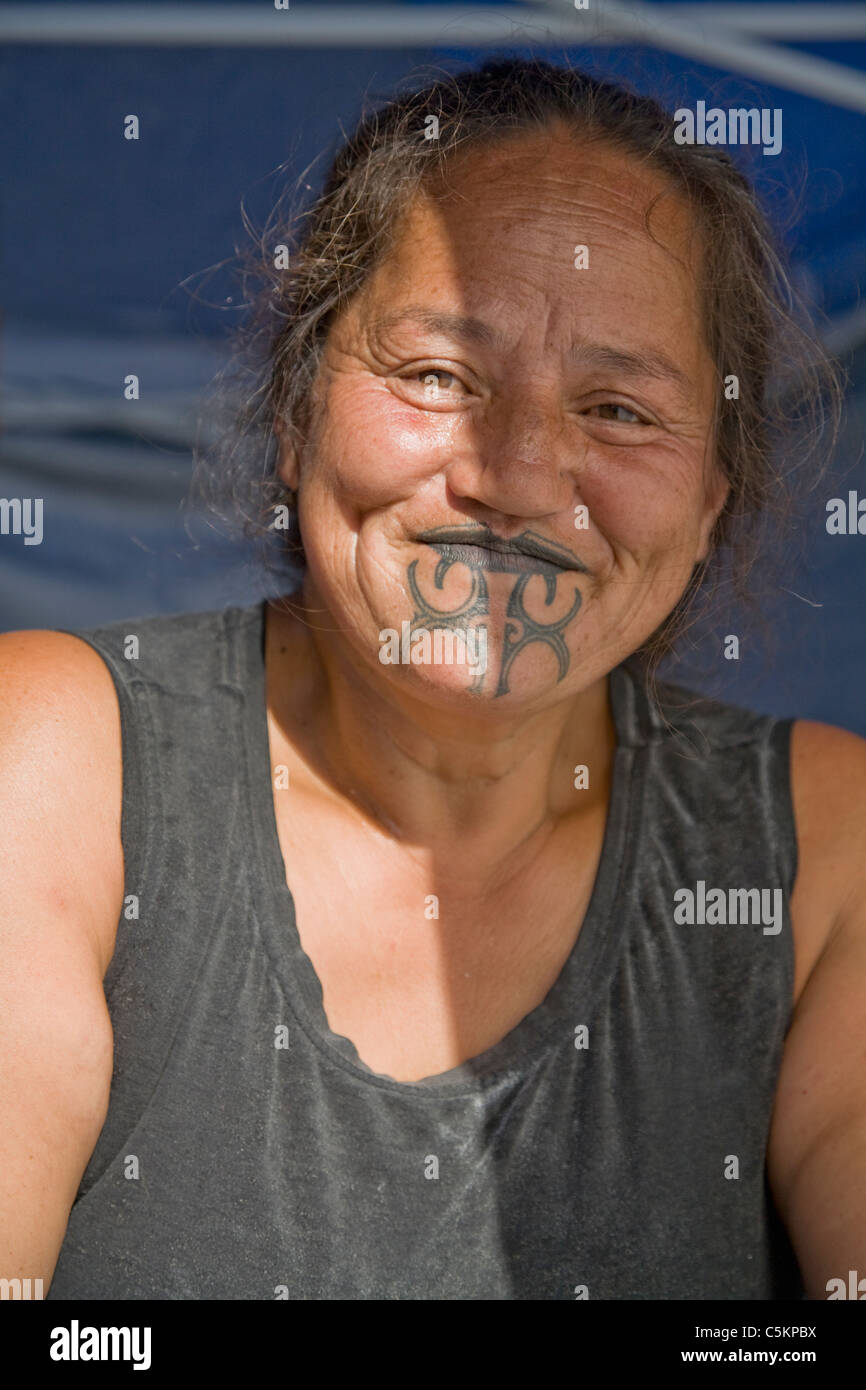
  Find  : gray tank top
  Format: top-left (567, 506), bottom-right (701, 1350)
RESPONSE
top-left (48, 601), bottom-right (805, 1300)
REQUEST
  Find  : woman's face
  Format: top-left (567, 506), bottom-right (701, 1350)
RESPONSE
top-left (279, 125), bottom-right (727, 707)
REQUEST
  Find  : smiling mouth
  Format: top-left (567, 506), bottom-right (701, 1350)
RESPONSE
top-left (423, 541), bottom-right (564, 578)
top-left (415, 526), bottom-right (586, 603)
top-left (417, 527), bottom-right (586, 573)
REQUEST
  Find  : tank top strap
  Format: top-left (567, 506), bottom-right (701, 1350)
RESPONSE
top-left (60, 602), bottom-right (267, 1199)
top-left (614, 656), bottom-right (798, 961)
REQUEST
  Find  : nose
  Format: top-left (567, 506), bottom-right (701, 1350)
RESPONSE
top-left (446, 390), bottom-right (580, 522)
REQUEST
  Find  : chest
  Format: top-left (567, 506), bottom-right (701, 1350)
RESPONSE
top-left (270, 786), bottom-right (609, 1082)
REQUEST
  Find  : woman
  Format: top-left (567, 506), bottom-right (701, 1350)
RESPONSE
top-left (3, 58), bottom-right (864, 1301)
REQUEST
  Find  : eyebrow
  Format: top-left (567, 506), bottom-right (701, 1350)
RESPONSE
top-left (568, 343), bottom-right (693, 398)
top-left (371, 308), bottom-right (499, 349)
top-left (370, 307), bottom-right (694, 398)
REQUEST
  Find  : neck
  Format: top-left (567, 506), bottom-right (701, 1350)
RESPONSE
top-left (265, 592), bottom-right (617, 866)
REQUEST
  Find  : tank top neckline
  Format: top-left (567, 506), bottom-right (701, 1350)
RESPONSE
top-left (238, 599), bottom-right (645, 1096)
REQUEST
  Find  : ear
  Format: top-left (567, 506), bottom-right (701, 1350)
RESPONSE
top-left (695, 462), bottom-right (730, 565)
top-left (274, 416), bottom-right (300, 492)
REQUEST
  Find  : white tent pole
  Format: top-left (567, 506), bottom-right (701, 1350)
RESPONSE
top-left (0, 4), bottom-right (577, 46)
top-left (654, 6), bottom-right (866, 39)
top-left (527, 0), bottom-right (866, 112)
top-left (3, 3), bottom-right (866, 47)
top-left (2, 2), bottom-right (866, 112)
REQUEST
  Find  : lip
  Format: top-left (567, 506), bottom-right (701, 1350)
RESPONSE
top-left (422, 541), bottom-right (565, 579)
top-left (416, 527), bottom-right (587, 575)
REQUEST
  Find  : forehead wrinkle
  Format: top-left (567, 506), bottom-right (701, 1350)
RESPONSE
top-left (366, 307), bottom-right (697, 399)
top-left (433, 143), bottom-right (693, 235)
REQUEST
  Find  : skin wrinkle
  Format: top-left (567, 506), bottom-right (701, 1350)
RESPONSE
top-left (368, 310), bottom-right (694, 411)
top-left (271, 128), bottom-right (727, 852)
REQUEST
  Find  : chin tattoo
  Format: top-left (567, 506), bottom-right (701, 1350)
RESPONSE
top-left (407, 538), bottom-right (583, 696)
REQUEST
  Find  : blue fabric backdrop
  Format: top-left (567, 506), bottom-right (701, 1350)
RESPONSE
top-left (2, 0), bottom-right (865, 728)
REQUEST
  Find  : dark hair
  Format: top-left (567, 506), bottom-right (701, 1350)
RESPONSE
top-left (193, 55), bottom-right (841, 679)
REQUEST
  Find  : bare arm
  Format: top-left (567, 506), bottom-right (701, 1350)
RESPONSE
top-left (768, 720), bottom-right (866, 1298)
top-left (0, 631), bottom-right (123, 1290)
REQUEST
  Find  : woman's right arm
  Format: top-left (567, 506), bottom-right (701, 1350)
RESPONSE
top-left (0, 630), bottom-right (124, 1292)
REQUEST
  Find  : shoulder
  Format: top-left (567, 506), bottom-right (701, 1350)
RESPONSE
top-left (0, 602), bottom-right (261, 974)
top-left (789, 717), bottom-right (866, 843)
top-left (768, 719), bottom-right (866, 1292)
top-left (789, 720), bottom-right (866, 935)
top-left (0, 628), bottom-right (124, 974)
top-left (643, 676), bottom-right (866, 830)
top-left (0, 629), bottom-right (125, 1285)
top-left (63, 602), bottom-right (262, 692)
top-left (787, 719), bottom-right (866, 988)
top-left (647, 672), bottom-right (783, 750)
top-left (0, 626), bottom-right (121, 753)
top-left (630, 666), bottom-right (783, 754)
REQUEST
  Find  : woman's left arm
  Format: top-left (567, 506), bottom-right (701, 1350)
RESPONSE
top-left (768, 720), bottom-right (866, 1299)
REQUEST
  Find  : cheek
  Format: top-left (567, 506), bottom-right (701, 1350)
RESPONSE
top-left (305, 380), bottom-right (452, 511)
top-left (581, 449), bottom-right (713, 563)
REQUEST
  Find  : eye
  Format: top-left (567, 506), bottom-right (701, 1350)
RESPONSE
top-left (393, 367), bottom-right (472, 407)
top-left (419, 370), bottom-right (459, 394)
top-left (584, 402), bottom-right (649, 425)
